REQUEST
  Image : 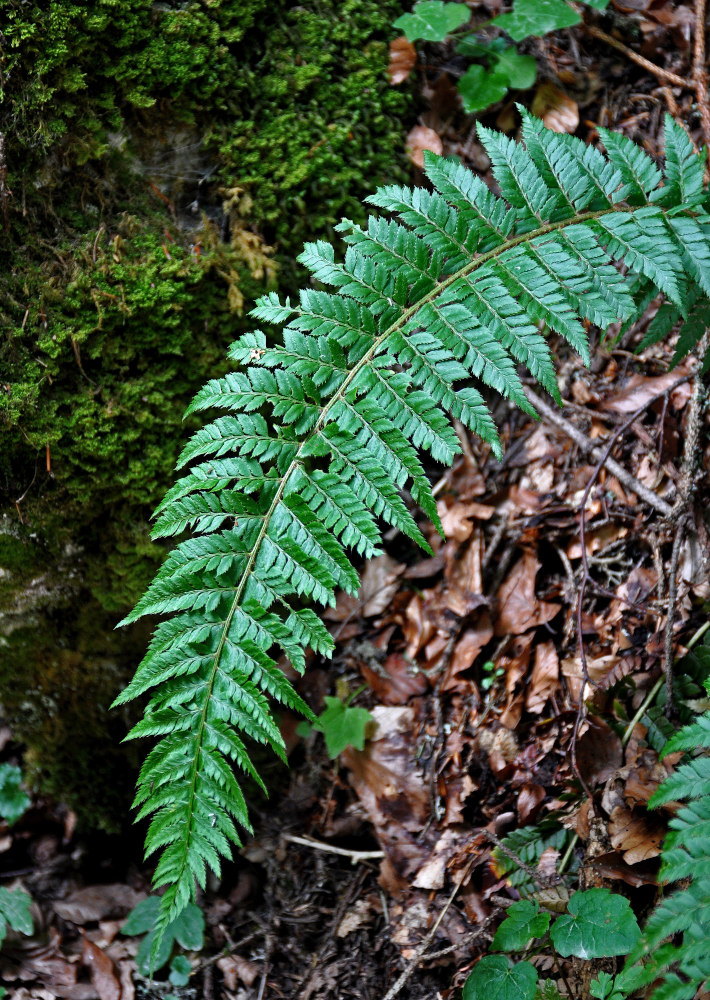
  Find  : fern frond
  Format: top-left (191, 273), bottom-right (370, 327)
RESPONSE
top-left (119, 114), bottom-right (710, 946)
top-left (626, 711), bottom-right (710, 998)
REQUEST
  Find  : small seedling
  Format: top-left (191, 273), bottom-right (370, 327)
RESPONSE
top-left (481, 660), bottom-right (504, 691)
top-left (298, 688), bottom-right (374, 758)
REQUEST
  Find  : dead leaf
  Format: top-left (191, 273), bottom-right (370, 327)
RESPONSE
top-left (81, 938), bottom-right (121, 1000)
top-left (54, 885), bottom-right (146, 924)
top-left (608, 806), bottom-right (664, 864)
top-left (517, 783), bottom-right (546, 824)
top-left (576, 716), bottom-right (623, 786)
top-left (406, 125), bottom-right (443, 168)
top-left (526, 641), bottom-right (559, 714)
top-left (605, 365), bottom-right (691, 413)
top-left (442, 616), bottom-right (494, 692)
top-left (326, 554), bottom-right (403, 621)
top-left (494, 550), bottom-right (561, 636)
top-left (389, 37), bottom-right (417, 85)
top-left (531, 83), bottom-right (579, 133)
top-left (361, 652), bottom-right (429, 704)
top-left (337, 898), bottom-right (376, 937)
top-left (217, 955), bottom-right (260, 989)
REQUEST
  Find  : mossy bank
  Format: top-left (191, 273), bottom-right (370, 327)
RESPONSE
top-left (0, 0), bottom-right (411, 826)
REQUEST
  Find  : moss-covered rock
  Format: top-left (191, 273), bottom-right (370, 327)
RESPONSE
top-left (0, 0), bottom-right (411, 826)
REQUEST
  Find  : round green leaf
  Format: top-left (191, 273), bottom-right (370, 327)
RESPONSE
top-left (169, 954), bottom-right (192, 987)
top-left (122, 896), bottom-right (161, 936)
top-left (458, 65), bottom-right (509, 114)
top-left (492, 0), bottom-right (580, 42)
top-left (550, 888), bottom-right (641, 959)
top-left (492, 899), bottom-right (551, 951)
top-left (171, 902), bottom-right (205, 951)
top-left (0, 764), bottom-right (31, 827)
top-left (493, 48), bottom-right (537, 90)
top-left (463, 956), bottom-right (538, 1000)
top-left (394, 1), bottom-right (471, 42)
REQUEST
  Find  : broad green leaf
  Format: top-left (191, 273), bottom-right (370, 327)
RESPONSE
top-left (550, 888), bottom-right (641, 959)
top-left (456, 35), bottom-right (508, 58)
top-left (492, 0), bottom-right (581, 41)
top-left (0, 764), bottom-right (31, 827)
top-left (393, 1), bottom-right (470, 41)
top-left (463, 956), bottom-right (538, 1000)
top-left (316, 696), bottom-right (373, 758)
top-left (122, 896), bottom-right (160, 936)
top-left (0, 887), bottom-right (34, 941)
top-left (169, 955), bottom-right (192, 986)
top-left (494, 48), bottom-right (537, 90)
top-left (459, 65), bottom-right (509, 113)
top-left (583, 0), bottom-right (611, 7)
top-left (123, 897), bottom-right (204, 974)
top-left (492, 899), bottom-right (551, 951)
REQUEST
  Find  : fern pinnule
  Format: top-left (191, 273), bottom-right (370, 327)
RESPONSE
top-left (118, 110), bottom-right (710, 948)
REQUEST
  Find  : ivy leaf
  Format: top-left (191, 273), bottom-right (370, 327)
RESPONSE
top-left (492, 0), bottom-right (581, 42)
top-left (123, 897), bottom-right (204, 975)
top-left (0, 764), bottom-right (31, 827)
top-left (315, 696), bottom-right (373, 758)
top-left (463, 956), bottom-right (538, 1000)
top-left (493, 48), bottom-right (537, 90)
top-left (458, 65), bottom-right (509, 113)
top-left (394, 1), bottom-right (470, 42)
top-left (492, 900), bottom-right (551, 951)
top-left (0, 887), bottom-right (34, 949)
top-left (169, 955), bottom-right (193, 987)
top-left (550, 889), bottom-right (641, 959)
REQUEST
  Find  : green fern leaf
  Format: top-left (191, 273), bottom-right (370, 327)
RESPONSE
top-left (119, 115), bottom-right (710, 949)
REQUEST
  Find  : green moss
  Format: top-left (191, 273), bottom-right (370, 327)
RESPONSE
top-left (0, 0), bottom-right (411, 824)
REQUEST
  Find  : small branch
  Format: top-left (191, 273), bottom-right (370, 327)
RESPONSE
top-left (383, 857), bottom-right (478, 1000)
top-left (662, 332), bottom-right (708, 715)
top-left (693, 0), bottom-right (710, 148)
top-left (283, 834), bottom-right (384, 864)
top-left (582, 22), bottom-right (688, 89)
top-left (524, 387), bottom-right (680, 518)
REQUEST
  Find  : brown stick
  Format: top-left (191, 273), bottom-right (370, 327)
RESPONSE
top-left (583, 23), bottom-right (688, 89)
top-left (524, 387), bottom-right (679, 518)
top-left (693, 0), bottom-right (710, 149)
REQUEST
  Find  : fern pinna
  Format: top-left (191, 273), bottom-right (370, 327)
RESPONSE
top-left (117, 111), bottom-right (710, 941)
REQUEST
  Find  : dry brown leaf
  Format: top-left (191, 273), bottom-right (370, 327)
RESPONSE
top-left (608, 806), bottom-right (664, 863)
top-left (337, 898), bottom-right (375, 937)
top-left (54, 885), bottom-right (146, 925)
top-left (388, 36), bottom-right (417, 84)
top-left (217, 955), bottom-right (260, 989)
top-left (494, 550), bottom-right (561, 636)
top-left (406, 125), bottom-right (443, 168)
top-left (81, 938), bottom-right (121, 1000)
top-left (531, 83), bottom-right (579, 133)
top-left (361, 651), bottom-right (429, 704)
top-left (517, 783), bottom-right (546, 824)
top-left (605, 365), bottom-right (691, 413)
top-left (326, 554), bottom-right (403, 622)
top-left (576, 716), bottom-right (623, 787)
top-left (526, 641), bottom-right (559, 714)
top-left (442, 616), bottom-right (494, 692)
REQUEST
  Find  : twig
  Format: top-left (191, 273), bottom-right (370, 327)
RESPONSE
top-left (582, 22), bottom-right (688, 89)
top-left (693, 0), bottom-right (710, 149)
top-left (524, 387), bottom-right (677, 518)
top-left (283, 833), bottom-right (384, 864)
top-left (662, 334), bottom-right (708, 714)
top-left (383, 857), bottom-right (476, 1000)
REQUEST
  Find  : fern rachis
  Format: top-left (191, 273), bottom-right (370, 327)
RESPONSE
top-left (117, 110), bottom-right (710, 945)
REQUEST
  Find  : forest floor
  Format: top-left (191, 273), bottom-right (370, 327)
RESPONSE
top-left (2, 2), bottom-right (710, 998)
